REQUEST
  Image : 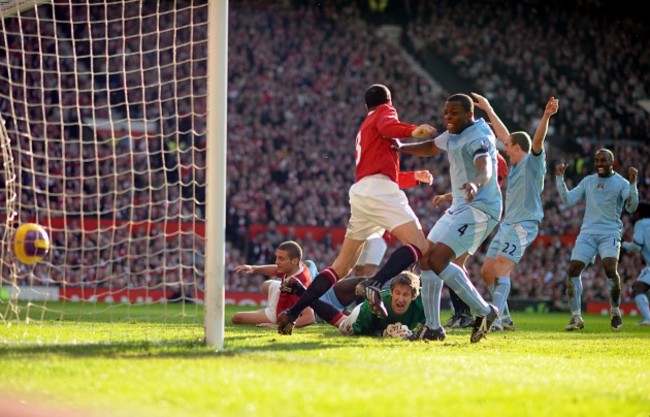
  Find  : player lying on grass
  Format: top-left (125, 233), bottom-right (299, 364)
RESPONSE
top-left (284, 270), bottom-right (426, 340)
top-left (231, 240), bottom-right (315, 328)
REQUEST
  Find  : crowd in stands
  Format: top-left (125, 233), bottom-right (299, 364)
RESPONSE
top-left (0, 1), bottom-right (647, 307)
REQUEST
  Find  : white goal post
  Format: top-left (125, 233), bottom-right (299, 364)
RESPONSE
top-left (0, 0), bottom-right (227, 349)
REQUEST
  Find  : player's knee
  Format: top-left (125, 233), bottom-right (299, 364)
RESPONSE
top-left (427, 247), bottom-right (453, 274)
top-left (480, 262), bottom-right (492, 282)
top-left (604, 266), bottom-right (619, 279)
top-left (568, 262), bottom-right (584, 277)
top-left (632, 281), bottom-right (650, 297)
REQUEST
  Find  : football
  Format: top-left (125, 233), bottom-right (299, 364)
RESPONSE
top-left (13, 223), bottom-right (50, 265)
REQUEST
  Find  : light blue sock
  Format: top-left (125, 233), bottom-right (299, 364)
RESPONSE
top-left (420, 270), bottom-right (443, 329)
top-left (607, 277), bottom-right (621, 315)
top-left (493, 277), bottom-right (511, 319)
top-left (438, 263), bottom-right (490, 316)
top-left (486, 284), bottom-right (500, 325)
top-left (502, 302), bottom-right (512, 322)
top-left (569, 276), bottom-right (583, 315)
top-left (634, 293), bottom-right (650, 321)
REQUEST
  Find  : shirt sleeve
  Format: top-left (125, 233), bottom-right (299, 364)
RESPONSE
top-left (556, 176), bottom-right (585, 207)
top-left (433, 132), bottom-right (449, 152)
top-left (397, 171), bottom-right (418, 189)
top-left (624, 180), bottom-right (639, 214)
top-left (375, 106), bottom-right (417, 139)
top-left (470, 138), bottom-right (490, 162)
top-left (351, 302), bottom-right (378, 335)
top-left (632, 221), bottom-right (645, 247)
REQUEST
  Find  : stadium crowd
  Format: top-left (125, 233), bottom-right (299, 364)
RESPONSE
top-left (0, 1), bottom-right (647, 307)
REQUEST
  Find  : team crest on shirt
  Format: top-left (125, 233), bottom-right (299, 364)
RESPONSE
top-left (597, 183), bottom-right (605, 189)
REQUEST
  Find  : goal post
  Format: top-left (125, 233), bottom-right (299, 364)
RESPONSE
top-left (0, 0), bottom-right (226, 348)
top-left (204, 0), bottom-right (227, 350)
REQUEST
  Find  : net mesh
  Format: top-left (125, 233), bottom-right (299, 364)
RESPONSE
top-left (0, 0), bottom-right (209, 324)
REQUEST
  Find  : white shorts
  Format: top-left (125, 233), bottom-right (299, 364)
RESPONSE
top-left (264, 281), bottom-right (281, 323)
top-left (356, 233), bottom-right (388, 266)
top-left (346, 175), bottom-right (421, 241)
top-left (338, 303), bottom-right (362, 336)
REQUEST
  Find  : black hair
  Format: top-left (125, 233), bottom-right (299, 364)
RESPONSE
top-left (364, 84), bottom-right (391, 109)
top-left (447, 94), bottom-right (474, 113)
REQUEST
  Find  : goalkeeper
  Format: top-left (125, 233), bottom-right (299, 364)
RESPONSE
top-left (286, 271), bottom-right (425, 339)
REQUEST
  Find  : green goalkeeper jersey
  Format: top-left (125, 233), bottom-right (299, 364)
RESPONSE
top-left (352, 289), bottom-right (425, 336)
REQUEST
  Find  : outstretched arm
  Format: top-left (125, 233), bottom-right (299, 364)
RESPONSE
top-left (622, 241), bottom-right (641, 252)
top-left (233, 264), bottom-right (278, 277)
top-left (623, 220), bottom-right (645, 252)
top-left (555, 163), bottom-right (584, 207)
top-left (395, 138), bottom-right (444, 157)
top-left (398, 170), bottom-right (434, 189)
top-left (471, 92), bottom-right (510, 142)
top-left (531, 97), bottom-right (559, 155)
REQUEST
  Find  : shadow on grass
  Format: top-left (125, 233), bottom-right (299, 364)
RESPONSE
top-left (0, 327), bottom-right (370, 359)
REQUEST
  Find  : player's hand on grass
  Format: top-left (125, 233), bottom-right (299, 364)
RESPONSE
top-left (256, 323), bottom-right (278, 328)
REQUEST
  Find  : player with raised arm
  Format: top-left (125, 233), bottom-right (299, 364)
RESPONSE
top-left (472, 94), bottom-right (559, 331)
top-left (276, 84), bottom-right (435, 335)
top-left (556, 149), bottom-right (638, 331)
top-left (396, 94), bottom-right (502, 343)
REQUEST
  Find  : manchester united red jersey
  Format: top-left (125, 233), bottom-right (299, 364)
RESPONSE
top-left (275, 262), bottom-right (312, 320)
top-left (354, 103), bottom-right (417, 183)
top-left (497, 152), bottom-right (508, 188)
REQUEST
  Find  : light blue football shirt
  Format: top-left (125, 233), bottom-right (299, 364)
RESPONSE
top-left (556, 172), bottom-right (638, 236)
top-left (503, 150), bottom-right (546, 224)
top-left (632, 218), bottom-right (650, 266)
top-left (434, 118), bottom-right (502, 221)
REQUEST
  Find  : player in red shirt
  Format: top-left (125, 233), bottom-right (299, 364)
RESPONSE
top-left (231, 241), bottom-right (314, 328)
top-left (277, 84), bottom-right (435, 335)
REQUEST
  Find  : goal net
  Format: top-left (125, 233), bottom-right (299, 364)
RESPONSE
top-left (0, 0), bottom-right (216, 341)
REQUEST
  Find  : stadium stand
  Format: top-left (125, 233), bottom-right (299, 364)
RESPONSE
top-left (0, 0), bottom-right (647, 306)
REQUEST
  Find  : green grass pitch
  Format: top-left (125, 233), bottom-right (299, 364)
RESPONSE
top-left (0, 303), bottom-right (648, 417)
